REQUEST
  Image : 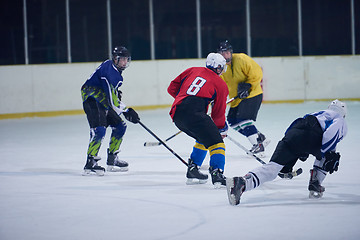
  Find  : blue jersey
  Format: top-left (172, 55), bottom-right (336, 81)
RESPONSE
top-left (82, 60), bottom-right (125, 114)
top-left (310, 109), bottom-right (347, 156)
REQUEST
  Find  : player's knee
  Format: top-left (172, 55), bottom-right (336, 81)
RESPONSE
top-left (91, 126), bottom-right (106, 140)
top-left (111, 121), bottom-right (127, 138)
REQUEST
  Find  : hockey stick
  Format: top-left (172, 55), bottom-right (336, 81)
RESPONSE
top-left (143, 96), bottom-right (238, 147)
top-left (227, 135), bottom-right (266, 165)
top-left (144, 130), bottom-right (182, 147)
top-left (138, 121), bottom-right (188, 166)
top-left (226, 135), bottom-right (303, 179)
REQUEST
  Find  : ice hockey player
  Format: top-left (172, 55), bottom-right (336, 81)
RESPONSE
top-left (81, 46), bottom-right (140, 176)
top-left (226, 99), bottom-right (347, 205)
top-left (167, 53), bottom-right (229, 187)
top-left (218, 40), bottom-right (269, 157)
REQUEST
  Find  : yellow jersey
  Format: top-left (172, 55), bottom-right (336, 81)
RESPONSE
top-left (220, 53), bottom-right (263, 108)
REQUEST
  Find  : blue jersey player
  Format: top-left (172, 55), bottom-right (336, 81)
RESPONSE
top-left (81, 46), bottom-right (140, 176)
top-left (227, 100), bottom-right (348, 205)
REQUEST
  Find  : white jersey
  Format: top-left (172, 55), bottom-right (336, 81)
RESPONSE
top-left (310, 109), bottom-right (347, 155)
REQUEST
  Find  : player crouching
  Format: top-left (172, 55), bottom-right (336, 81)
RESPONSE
top-left (226, 99), bottom-right (347, 205)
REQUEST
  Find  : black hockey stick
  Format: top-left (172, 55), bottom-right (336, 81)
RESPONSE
top-left (143, 96), bottom-right (238, 147)
top-left (227, 135), bottom-right (266, 164)
top-left (144, 130), bottom-right (182, 147)
top-left (226, 135), bottom-right (303, 179)
top-left (139, 121), bottom-right (188, 166)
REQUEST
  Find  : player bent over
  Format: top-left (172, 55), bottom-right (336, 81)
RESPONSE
top-left (81, 46), bottom-right (140, 176)
top-left (226, 100), bottom-right (347, 205)
top-left (167, 53), bottom-right (229, 188)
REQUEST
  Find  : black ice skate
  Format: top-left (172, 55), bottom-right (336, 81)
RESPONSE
top-left (186, 159), bottom-right (208, 185)
top-left (209, 167), bottom-right (226, 188)
top-left (107, 149), bottom-right (129, 172)
top-left (249, 132), bottom-right (269, 158)
top-left (308, 169), bottom-right (325, 198)
top-left (226, 177), bottom-right (246, 205)
top-left (258, 132), bottom-right (270, 147)
top-left (83, 156), bottom-right (105, 176)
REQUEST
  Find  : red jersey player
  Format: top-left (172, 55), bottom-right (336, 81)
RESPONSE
top-left (168, 53), bottom-right (229, 187)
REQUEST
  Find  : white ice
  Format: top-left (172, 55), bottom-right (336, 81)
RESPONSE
top-left (1, 101), bottom-right (360, 240)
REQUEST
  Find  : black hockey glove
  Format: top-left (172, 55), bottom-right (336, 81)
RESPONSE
top-left (323, 151), bottom-right (340, 174)
top-left (123, 108), bottom-right (140, 124)
top-left (237, 82), bottom-right (251, 99)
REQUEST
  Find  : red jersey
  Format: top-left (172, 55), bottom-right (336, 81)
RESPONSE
top-left (167, 67), bottom-right (229, 129)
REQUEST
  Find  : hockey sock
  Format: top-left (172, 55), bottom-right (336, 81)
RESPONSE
top-left (313, 158), bottom-right (328, 184)
top-left (243, 162), bottom-right (283, 191)
top-left (231, 120), bottom-right (258, 142)
top-left (190, 142), bottom-right (208, 166)
top-left (208, 143), bottom-right (226, 170)
top-left (87, 126), bottom-right (106, 156)
top-left (109, 121), bottom-right (127, 153)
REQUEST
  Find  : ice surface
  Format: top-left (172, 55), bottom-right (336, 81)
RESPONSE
top-left (1, 101), bottom-right (360, 240)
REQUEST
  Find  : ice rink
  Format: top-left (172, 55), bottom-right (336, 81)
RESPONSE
top-left (1, 101), bottom-right (359, 240)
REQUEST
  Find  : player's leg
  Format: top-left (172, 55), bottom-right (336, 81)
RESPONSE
top-left (106, 109), bottom-right (129, 172)
top-left (82, 98), bottom-right (107, 175)
top-left (185, 142), bottom-right (209, 184)
top-left (226, 135), bottom-right (297, 204)
top-left (196, 116), bottom-right (226, 188)
top-left (227, 94), bottom-right (269, 156)
top-left (174, 112), bottom-right (209, 184)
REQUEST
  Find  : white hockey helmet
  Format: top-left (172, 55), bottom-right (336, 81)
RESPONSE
top-left (206, 52), bottom-right (227, 75)
top-left (328, 99), bottom-right (347, 118)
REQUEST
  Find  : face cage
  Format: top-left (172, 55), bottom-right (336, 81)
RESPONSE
top-left (114, 56), bottom-right (131, 71)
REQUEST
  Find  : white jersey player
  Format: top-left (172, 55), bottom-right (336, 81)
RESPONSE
top-left (226, 99), bottom-right (348, 205)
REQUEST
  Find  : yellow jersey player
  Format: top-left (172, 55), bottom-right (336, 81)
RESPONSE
top-left (218, 40), bottom-right (269, 157)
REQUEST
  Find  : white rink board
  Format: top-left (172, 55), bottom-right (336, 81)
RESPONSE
top-left (0, 55), bottom-right (359, 114)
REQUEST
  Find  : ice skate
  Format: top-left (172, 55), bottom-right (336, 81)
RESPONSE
top-left (308, 169), bottom-right (325, 199)
top-left (226, 177), bottom-right (246, 205)
top-left (107, 149), bottom-right (129, 172)
top-left (83, 156), bottom-right (105, 176)
top-left (186, 159), bottom-right (208, 185)
top-left (258, 132), bottom-right (270, 147)
top-left (249, 143), bottom-right (265, 156)
top-left (249, 132), bottom-right (268, 158)
top-left (209, 167), bottom-right (226, 188)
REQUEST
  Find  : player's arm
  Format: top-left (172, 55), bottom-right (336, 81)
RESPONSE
top-left (321, 119), bottom-right (345, 155)
top-left (168, 68), bottom-right (192, 98)
top-left (211, 84), bottom-right (229, 129)
top-left (241, 55), bottom-right (263, 87)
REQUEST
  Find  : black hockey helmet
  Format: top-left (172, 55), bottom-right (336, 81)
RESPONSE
top-left (112, 46), bottom-right (131, 71)
top-left (217, 40), bottom-right (233, 53)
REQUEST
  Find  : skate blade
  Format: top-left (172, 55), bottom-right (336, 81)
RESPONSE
top-left (309, 191), bottom-right (323, 199)
top-left (262, 138), bottom-right (271, 148)
top-left (254, 152), bottom-right (266, 158)
top-left (186, 178), bottom-right (207, 185)
top-left (213, 182), bottom-right (226, 189)
top-left (225, 178), bottom-right (238, 205)
top-left (107, 166), bottom-right (128, 172)
top-left (82, 169), bottom-right (105, 176)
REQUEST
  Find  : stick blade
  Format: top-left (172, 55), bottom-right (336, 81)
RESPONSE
top-left (144, 141), bottom-right (161, 147)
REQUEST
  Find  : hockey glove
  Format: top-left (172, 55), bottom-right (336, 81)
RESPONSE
top-left (123, 108), bottom-right (140, 124)
top-left (219, 122), bottom-right (228, 139)
top-left (323, 151), bottom-right (340, 174)
top-left (237, 82), bottom-right (251, 99)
